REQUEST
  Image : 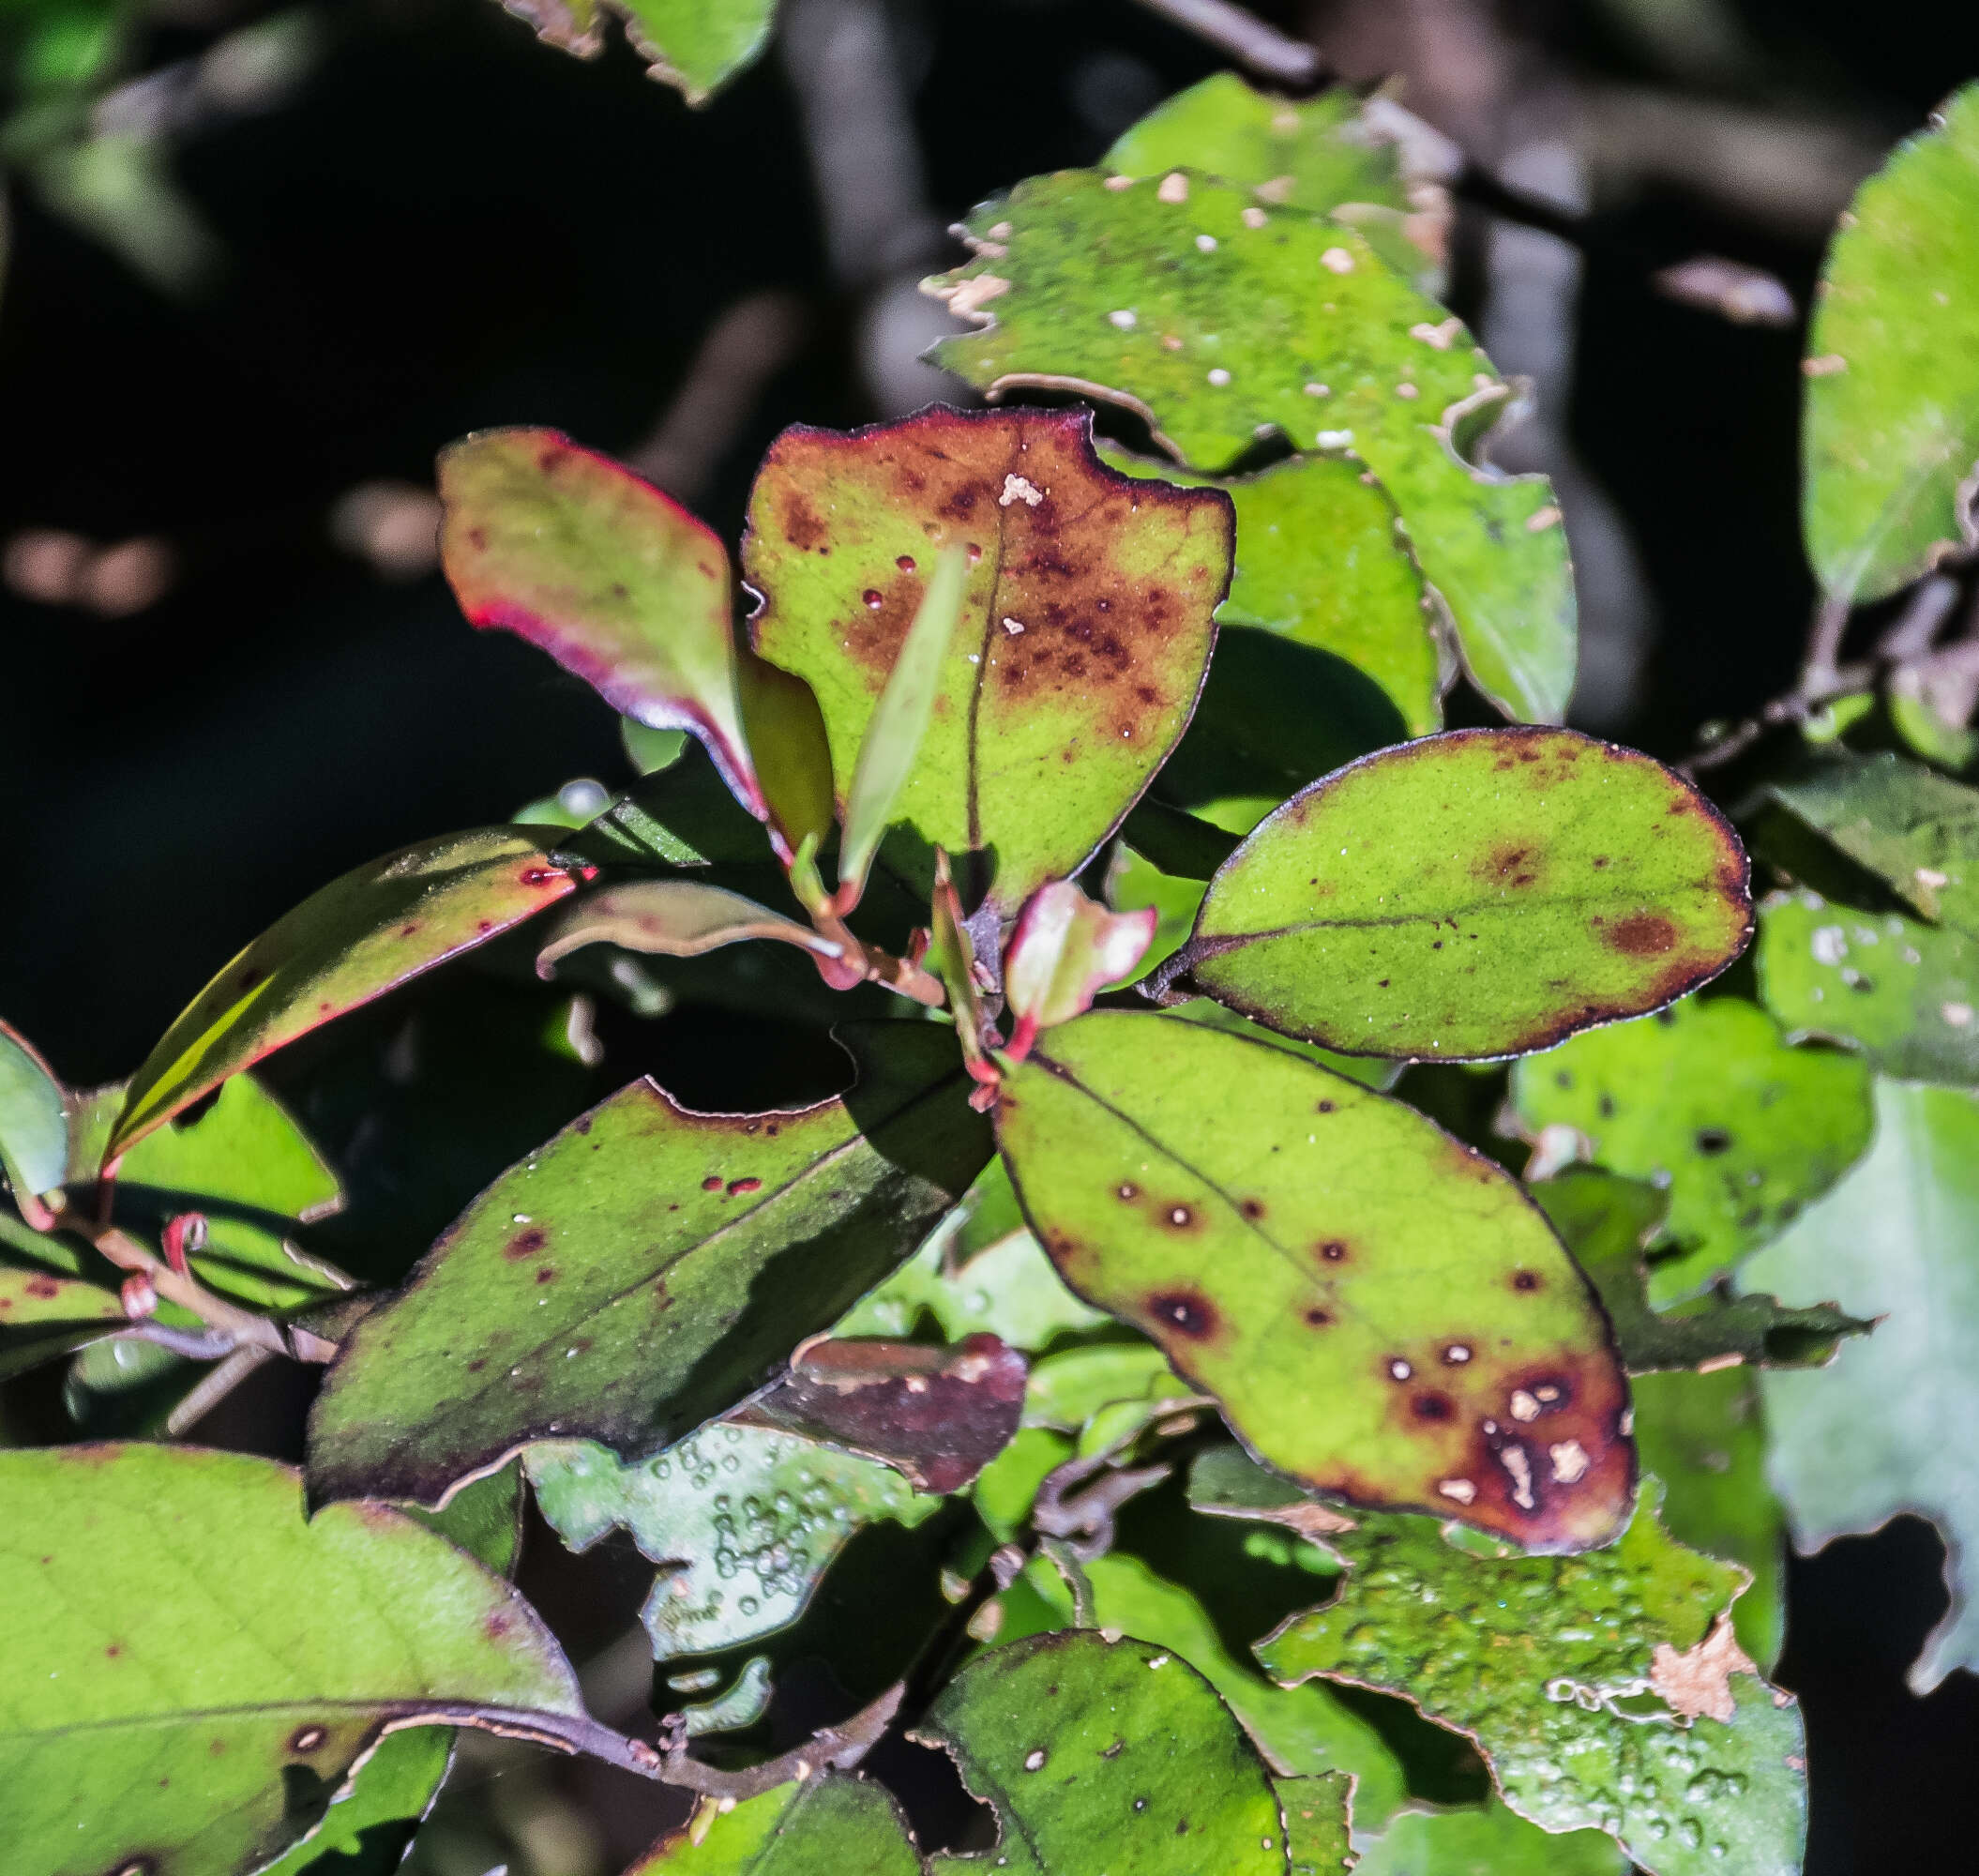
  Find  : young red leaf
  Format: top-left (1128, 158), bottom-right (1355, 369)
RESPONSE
top-left (1003, 878), bottom-right (1157, 1057)
top-left (534, 880), bottom-right (845, 976)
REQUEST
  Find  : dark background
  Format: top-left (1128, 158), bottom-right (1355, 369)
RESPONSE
top-left (3, 1), bottom-right (1977, 1869)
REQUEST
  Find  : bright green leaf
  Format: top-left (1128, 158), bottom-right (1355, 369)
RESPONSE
top-left (307, 1023), bottom-right (990, 1507)
top-left (1888, 667), bottom-right (1979, 770)
top-left (1746, 1078), bottom-right (1979, 1690)
top-left (1352, 1801), bottom-right (1627, 1876)
top-left (1106, 74), bottom-right (1442, 289)
top-left (1532, 1166), bottom-right (1873, 1373)
top-left (437, 428), bottom-right (769, 823)
top-left (0, 1019), bottom-right (67, 1210)
top-left (626, 1772), bottom-right (921, 1872)
top-left (1758, 886), bottom-right (1979, 1081)
top-left (494, 0), bottom-right (778, 106)
top-left (623, 718), bottom-right (689, 775)
top-left (745, 405), bottom-right (1231, 913)
top-left (1004, 878), bottom-right (1156, 1043)
top-left (107, 829), bottom-right (579, 1160)
top-left (0, 1444), bottom-right (582, 1876)
top-left (1802, 83), bottom-right (1979, 601)
top-left (995, 1010), bottom-right (1634, 1550)
top-left (1186, 728), bottom-right (1750, 1061)
top-left (534, 880), bottom-right (844, 976)
top-left (527, 1423), bottom-right (943, 1661)
top-left (928, 171), bottom-right (1573, 722)
top-left (1766, 753), bottom-right (1979, 934)
top-left (1511, 998), bottom-right (1875, 1304)
top-left (0, 1265), bottom-right (125, 1381)
top-left (254, 1729), bottom-right (453, 1876)
top-left (1013, 1552), bottom-right (1411, 1827)
top-left (1277, 1771), bottom-right (1355, 1876)
top-left (838, 544), bottom-right (969, 904)
top-left (1633, 1366), bottom-right (1787, 1672)
top-left (914, 1628), bottom-right (1287, 1874)
top-left (1102, 445), bottom-right (1441, 735)
top-left (1254, 1482), bottom-right (1806, 1876)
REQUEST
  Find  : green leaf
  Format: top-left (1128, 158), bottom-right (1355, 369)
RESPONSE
top-left (527, 1424), bottom-right (944, 1662)
top-left (835, 1201), bottom-right (1110, 1351)
top-left (1510, 998), bottom-right (1875, 1304)
top-left (1004, 878), bottom-right (1156, 1044)
top-left (437, 428), bottom-right (771, 825)
top-left (253, 1730), bottom-right (453, 1876)
top-left (495, 0), bottom-right (778, 107)
top-left (626, 1772), bottom-right (921, 1872)
top-left (1352, 1801), bottom-right (1627, 1876)
top-left (1185, 728), bottom-right (1751, 1061)
top-left (0, 1019), bottom-right (67, 1209)
top-left (1532, 1166), bottom-right (1873, 1373)
top-left (1277, 1771), bottom-right (1355, 1876)
top-left (1888, 666), bottom-right (1979, 769)
top-left (928, 171), bottom-right (1573, 723)
top-left (1802, 83), bottom-right (1979, 601)
top-left (107, 829), bottom-right (579, 1160)
top-left (1102, 445), bottom-right (1441, 735)
top-left (1106, 74), bottom-right (1440, 289)
top-left (0, 1444), bottom-right (583, 1876)
top-left (116, 1071), bottom-right (348, 1311)
top-left (994, 1010), bottom-right (1634, 1550)
top-left (1254, 1482), bottom-right (1806, 1876)
top-left (1757, 886), bottom-right (1979, 1081)
top-left (1012, 1552), bottom-right (1411, 1826)
top-left (1632, 1366), bottom-right (1787, 1671)
top-left (1745, 1077), bottom-right (1979, 1690)
top-left (0, 1265), bottom-right (126, 1381)
top-left (745, 405), bottom-right (1231, 913)
top-left (838, 544), bottom-right (969, 904)
top-left (535, 880), bottom-right (844, 975)
top-left (1766, 752), bottom-right (1979, 933)
top-left (308, 1023), bottom-right (989, 1507)
top-left (1021, 1340), bottom-right (1200, 1459)
top-left (914, 1628), bottom-right (1288, 1873)
top-left (623, 719), bottom-right (690, 775)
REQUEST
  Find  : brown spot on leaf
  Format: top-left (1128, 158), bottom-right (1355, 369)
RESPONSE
top-left (504, 1228), bottom-right (547, 1262)
top-left (289, 1726), bottom-right (327, 1753)
top-left (1147, 1289), bottom-right (1219, 1340)
top-left (781, 493), bottom-right (826, 551)
top-left (1317, 1239), bottom-right (1350, 1263)
top-left (727, 1176), bottom-right (763, 1196)
top-left (535, 1266), bottom-right (558, 1284)
top-left (484, 1609), bottom-right (516, 1642)
top-left (1304, 1306), bottom-right (1333, 1327)
top-left (24, 1275), bottom-right (58, 1300)
top-left (1512, 1269), bottom-right (1542, 1292)
top-left (1240, 1198), bottom-right (1266, 1220)
top-left (1412, 1392), bottom-right (1455, 1422)
top-left (1161, 1203), bottom-right (1201, 1231)
top-left (1604, 913), bottom-right (1679, 957)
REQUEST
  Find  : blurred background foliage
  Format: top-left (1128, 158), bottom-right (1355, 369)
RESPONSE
top-left (5, 2), bottom-right (1979, 1870)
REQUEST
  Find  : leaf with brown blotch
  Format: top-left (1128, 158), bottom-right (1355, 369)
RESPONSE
top-left (744, 405), bottom-right (1232, 914)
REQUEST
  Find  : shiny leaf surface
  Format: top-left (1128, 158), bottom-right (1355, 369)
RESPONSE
top-left (1004, 878), bottom-right (1156, 1041)
top-left (535, 880), bottom-right (843, 976)
top-left (1187, 729), bottom-right (1751, 1061)
top-left (0, 1445), bottom-right (582, 1876)
top-left (1746, 1078), bottom-right (1979, 1690)
top-left (995, 1011), bottom-right (1633, 1550)
top-left (1253, 1479), bottom-right (1805, 1876)
top-left (308, 1025), bottom-right (990, 1507)
top-left (1511, 999), bottom-right (1874, 1304)
top-left (914, 1628), bottom-right (1287, 1874)
top-left (527, 1424), bottom-right (942, 1662)
top-left (928, 170), bottom-right (1572, 722)
top-left (1758, 886), bottom-right (1979, 1081)
top-left (745, 405), bottom-right (1231, 912)
top-left (1352, 1801), bottom-right (1627, 1876)
top-left (108, 829), bottom-right (578, 1159)
top-left (1803, 83), bottom-right (1979, 600)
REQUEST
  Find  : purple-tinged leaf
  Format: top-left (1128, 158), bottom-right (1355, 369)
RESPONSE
top-left (535, 880), bottom-right (844, 976)
top-left (738, 1333), bottom-right (1028, 1492)
top-left (1004, 878), bottom-right (1157, 1055)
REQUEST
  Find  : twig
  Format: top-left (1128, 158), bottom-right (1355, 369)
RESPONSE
top-left (1130, 0), bottom-right (1321, 84)
top-left (165, 1345), bottom-right (274, 1435)
top-left (657, 1682), bottom-right (902, 1798)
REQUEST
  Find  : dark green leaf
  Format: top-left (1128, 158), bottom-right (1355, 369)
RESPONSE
top-left (107, 830), bottom-right (579, 1160)
top-left (744, 405), bottom-right (1231, 913)
top-left (0, 1445), bottom-right (583, 1876)
top-left (0, 1019), bottom-right (67, 1209)
top-left (1277, 1771), bottom-right (1355, 1876)
top-left (1510, 999), bottom-right (1875, 1303)
top-left (1186, 729), bottom-right (1751, 1061)
top-left (307, 1023), bottom-right (990, 1507)
top-left (995, 1010), bottom-right (1634, 1550)
top-left (914, 1628), bottom-right (1288, 1874)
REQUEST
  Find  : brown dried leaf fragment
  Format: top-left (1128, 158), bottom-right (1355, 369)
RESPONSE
top-left (1651, 1611), bottom-right (1757, 1724)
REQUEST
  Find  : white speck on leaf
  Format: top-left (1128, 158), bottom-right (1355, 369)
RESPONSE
top-left (1548, 1439), bottom-right (1590, 1483)
top-left (1157, 172), bottom-right (1188, 204)
top-left (1196, 234), bottom-right (1217, 252)
top-left (1207, 368), bottom-right (1231, 386)
top-left (1108, 309), bottom-right (1136, 329)
top-left (1243, 206), bottom-right (1268, 228)
top-left (1811, 925), bottom-right (1848, 964)
top-left (1000, 474), bottom-right (1044, 507)
top-left (1526, 506), bottom-right (1563, 532)
top-left (1320, 247), bottom-right (1355, 274)
top-left (1438, 1477), bottom-right (1476, 1504)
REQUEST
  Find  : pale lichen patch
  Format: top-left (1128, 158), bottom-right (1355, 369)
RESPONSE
top-left (1000, 474), bottom-right (1045, 507)
top-left (1157, 172), bottom-right (1189, 204)
top-left (1650, 1612), bottom-right (1756, 1723)
top-left (1320, 247), bottom-right (1356, 275)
